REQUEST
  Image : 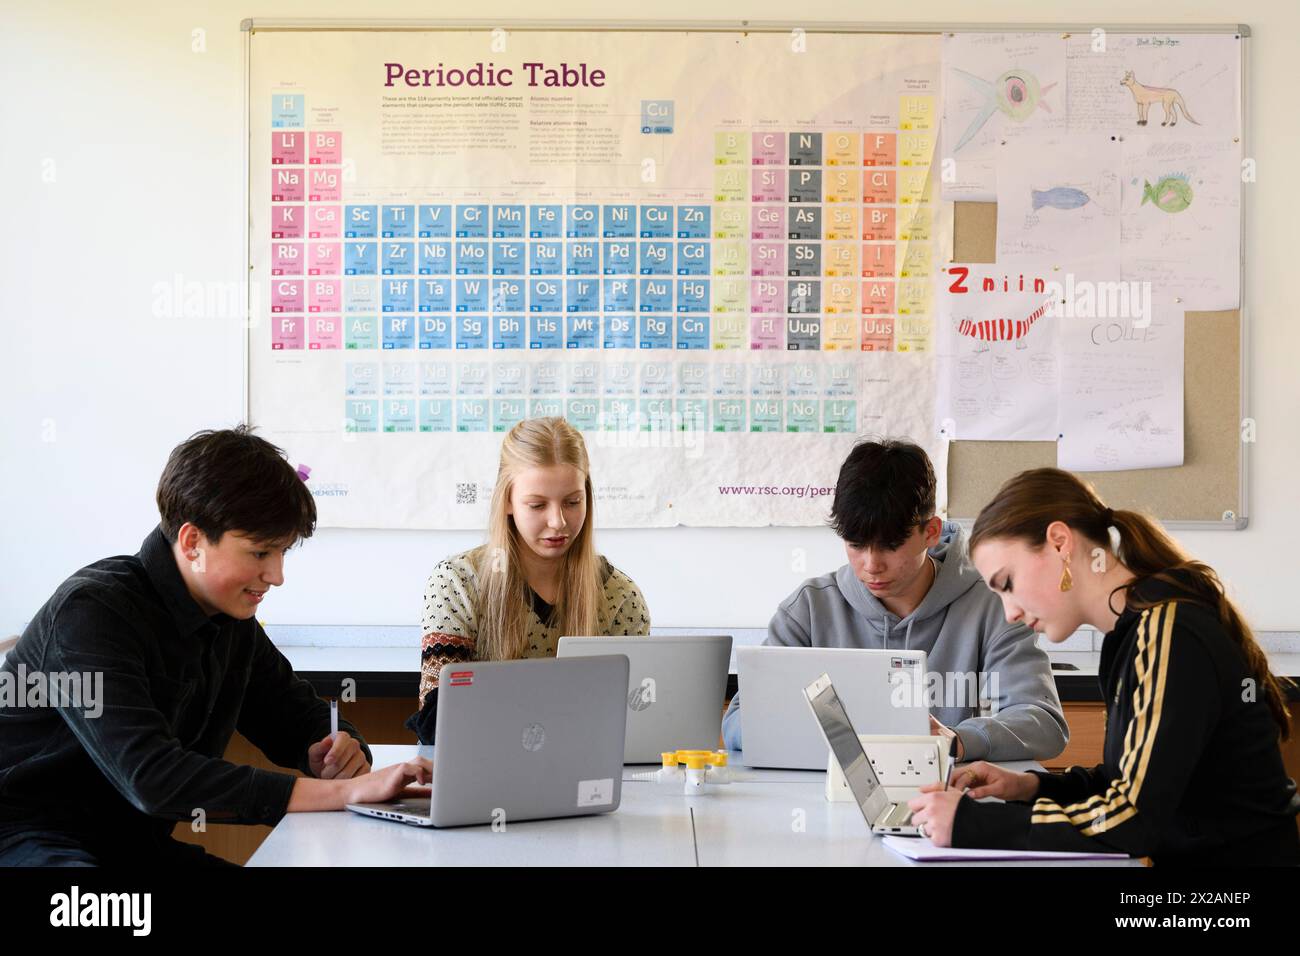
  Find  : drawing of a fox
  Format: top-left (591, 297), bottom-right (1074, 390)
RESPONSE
top-left (1120, 71), bottom-right (1201, 126)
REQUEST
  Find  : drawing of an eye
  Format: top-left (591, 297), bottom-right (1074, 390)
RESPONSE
top-left (951, 67), bottom-right (1056, 152)
top-left (997, 71), bottom-right (1042, 122)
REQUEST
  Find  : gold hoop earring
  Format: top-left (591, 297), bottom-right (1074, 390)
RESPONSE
top-left (1059, 559), bottom-right (1073, 592)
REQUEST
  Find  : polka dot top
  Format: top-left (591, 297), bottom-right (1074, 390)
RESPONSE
top-left (418, 550), bottom-right (651, 708)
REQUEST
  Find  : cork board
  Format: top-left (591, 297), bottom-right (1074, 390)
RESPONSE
top-left (946, 201), bottom-right (1244, 527)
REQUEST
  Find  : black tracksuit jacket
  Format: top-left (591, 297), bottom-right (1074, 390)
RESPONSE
top-left (953, 571), bottom-right (1300, 865)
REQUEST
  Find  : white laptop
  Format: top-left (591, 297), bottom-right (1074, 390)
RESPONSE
top-left (347, 656), bottom-right (629, 827)
top-left (736, 646), bottom-right (929, 769)
top-left (557, 635), bottom-right (732, 763)
top-left (803, 672), bottom-right (922, 836)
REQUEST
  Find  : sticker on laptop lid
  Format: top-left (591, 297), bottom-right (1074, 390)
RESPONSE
top-left (576, 778), bottom-right (614, 807)
top-left (890, 656), bottom-right (922, 669)
top-left (448, 670), bottom-right (474, 687)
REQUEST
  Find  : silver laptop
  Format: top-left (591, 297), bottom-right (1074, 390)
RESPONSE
top-left (557, 634), bottom-right (732, 763)
top-left (736, 646), bottom-right (929, 769)
top-left (803, 673), bottom-right (921, 835)
top-left (347, 655), bottom-right (629, 827)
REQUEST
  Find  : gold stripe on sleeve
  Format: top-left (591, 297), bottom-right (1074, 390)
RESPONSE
top-left (1030, 603), bottom-right (1177, 834)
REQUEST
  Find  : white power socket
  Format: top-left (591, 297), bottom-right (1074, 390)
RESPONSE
top-left (825, 735), bottom-right (950, 803)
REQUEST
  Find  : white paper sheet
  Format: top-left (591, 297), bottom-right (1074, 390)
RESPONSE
top-left (1066, 32), bottom-right (1241, 139)
top-left (995, 135), bottom-right (1122, 267)
top-left (1058, 303), bottom-right (1184, 472)
top-left (941, 33), bottom-right (1067, 201)
top-left (882, 835), bottom-right (1130, 862)
top-left (935, 265), bottom-right (1060, 441)
top-left (1119, 136), bottom-right (1241, 311)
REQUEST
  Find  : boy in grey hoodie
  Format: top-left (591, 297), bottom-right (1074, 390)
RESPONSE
top-left (722, 440), bottom-right (1067, 762)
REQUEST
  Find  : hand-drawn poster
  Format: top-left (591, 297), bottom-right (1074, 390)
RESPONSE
top-left (995, 135), bottom-right (1122, 269)
top-left (935, 265), bottom-right (1060, 441)
top-left (1119, 136), bottom-right (1241, 311)
top-left (1066, 32), bottom-right (1241, 140)
top-left (1059, 304), bottom-right (1185, 471)
top-left (941, 33), bottom-right (1067, 201)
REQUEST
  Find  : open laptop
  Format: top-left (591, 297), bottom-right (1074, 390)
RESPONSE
top-left (347, 655), bottom-right (629, 827)
top-left (736, 646), bottom-right (929, 769)
top-left (557, 634), bottom-right (732, 763)
top-left (803, 673), bottom-right (921, 836)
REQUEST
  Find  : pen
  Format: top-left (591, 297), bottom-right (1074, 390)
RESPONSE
top-left (330, 698), bottom-right (338, 740)
top-left (944, 736), bottom-right (959, 791)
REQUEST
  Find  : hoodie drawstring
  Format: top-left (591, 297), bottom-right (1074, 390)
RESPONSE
top-left (905, 555), bottom-right (940, 651)
top-left (877, 554), bottom-right (939, 651)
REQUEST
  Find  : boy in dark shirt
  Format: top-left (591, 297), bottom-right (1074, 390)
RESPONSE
top-left (0, 426), bottom-right (430, 866)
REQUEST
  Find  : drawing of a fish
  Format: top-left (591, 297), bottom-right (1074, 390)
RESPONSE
top-left (1141, 174), bottom-right (1193, 213)
top-left (1031, 187), bottom-right (1091, 210)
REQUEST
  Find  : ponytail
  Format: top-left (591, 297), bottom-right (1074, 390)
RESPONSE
top-left (972, 468), bottom-right (1293, 740)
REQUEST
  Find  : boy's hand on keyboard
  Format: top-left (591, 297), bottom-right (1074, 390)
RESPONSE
top-left (346, 758), bottom-right (434, 805)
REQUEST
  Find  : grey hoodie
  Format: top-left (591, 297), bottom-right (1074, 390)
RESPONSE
top-left (722, 522), bottom-right (1067, 761)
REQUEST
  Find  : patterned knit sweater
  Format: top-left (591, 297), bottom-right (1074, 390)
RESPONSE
top-left (418, 549), bottom-right (651, 709)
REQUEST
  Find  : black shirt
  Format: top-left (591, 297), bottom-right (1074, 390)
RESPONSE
top-left (0, 526), bottom-right (371, 852)
top-left (952, 570), bottom-right (1300, 864)
top-left (527, 587), bottom-right (556, 626)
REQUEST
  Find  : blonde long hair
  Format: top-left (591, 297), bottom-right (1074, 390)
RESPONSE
top-left (471, 417), bottom-right (602, 661)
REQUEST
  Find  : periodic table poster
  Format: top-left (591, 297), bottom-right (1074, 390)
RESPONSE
top-left (247, 27), bottom-right (949, 528)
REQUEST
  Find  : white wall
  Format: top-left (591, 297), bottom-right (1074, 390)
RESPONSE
top-left (3, 1), bottom-right (1296, 635)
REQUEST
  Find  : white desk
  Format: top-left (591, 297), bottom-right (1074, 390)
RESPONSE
top-left (248, 746), bottom-right (1142, 867)
top-left (249, 787), bottom-right (696, 867)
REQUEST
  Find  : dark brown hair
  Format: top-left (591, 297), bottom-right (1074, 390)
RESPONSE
top-left (829, 438), bottom-right (936, 549)
top-left (156, 425), bottom-right (316, 546)
top-left (971, 468), bottom-right (1292, 740)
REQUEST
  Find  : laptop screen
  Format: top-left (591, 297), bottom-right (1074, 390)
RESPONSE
top-left (805, 678), bottom-right (890, 823)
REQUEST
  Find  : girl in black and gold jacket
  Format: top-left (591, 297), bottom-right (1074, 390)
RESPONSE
top-left (909, 468), bottom-right (1299, 865)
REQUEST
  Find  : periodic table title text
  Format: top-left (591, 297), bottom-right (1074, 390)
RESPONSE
top-left (383, 62), bottom-right (606, 88)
